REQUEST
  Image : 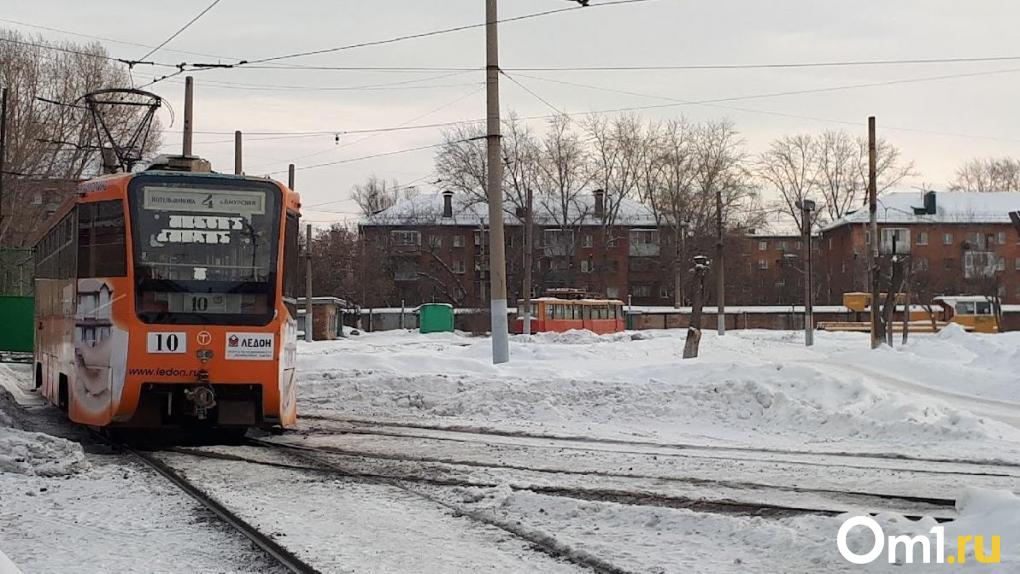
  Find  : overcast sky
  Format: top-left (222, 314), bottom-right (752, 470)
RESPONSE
top-left (6, 0), bottom-right (1020, 225)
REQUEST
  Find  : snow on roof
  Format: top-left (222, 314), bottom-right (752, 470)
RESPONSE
top-left (822, 191), bottom-right (1020, 231)
top-left (361, 191), bottom-right (658, 228)
top-left (744, 211), bottom-right (802, 237)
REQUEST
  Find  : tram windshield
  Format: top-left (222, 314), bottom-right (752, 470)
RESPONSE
top-left (128, 176), bottom-right (280, 325)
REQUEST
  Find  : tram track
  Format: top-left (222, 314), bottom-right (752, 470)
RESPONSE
top-left (95, 436), bottom-right (324, 574)
top-left (299, 413), bottom-right (1020, 476)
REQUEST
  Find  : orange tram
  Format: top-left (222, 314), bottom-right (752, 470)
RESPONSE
top-left (33, 168), bottom-right (303, 431)
top-left (513, 290), bottom-right (626, 335)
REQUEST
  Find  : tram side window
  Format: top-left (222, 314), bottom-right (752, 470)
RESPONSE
top-left (78, 201), bottom-right (127, 278)
top-left (283, 213), bottom-right (301, 313)
top-left (554, 304), bottom-right (565, 320)
top-left (35, 211), bottom-right (76, 279)
top-left (545, 304), bottom-right (553, 320)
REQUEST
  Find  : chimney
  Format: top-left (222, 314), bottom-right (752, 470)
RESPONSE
top-left (442, 190), bottom-right (454, 218)
top-left (593, 189), bottom-right (605, 219)
top-left (924, 190), bottom-right (937, 215)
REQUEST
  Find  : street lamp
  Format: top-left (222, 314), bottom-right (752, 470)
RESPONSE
top-left (795, 199), bottom-right (816, 346)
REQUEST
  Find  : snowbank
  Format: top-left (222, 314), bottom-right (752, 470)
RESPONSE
top-left (297, 329), bottom-right (1020, 457)
top-left (455, 485), bottom-right (1020, 573)
top-left (0, 366), bottom-right (89, 477)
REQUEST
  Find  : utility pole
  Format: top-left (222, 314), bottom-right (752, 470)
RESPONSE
top-left (485, 0), bottom-right (509, 364)
top-left (288, 164), bottom-right (295, 190)
top-left (183, 76), bottom-right (194, 157)
top-left (797, 199), bottom-right (816, 346)
top-left (0, 87), bottom-right (8, 238)
top-left (868, 116), bottom-right (880, 350)
top-left (715, 189), bottom-right (726, 335)
top-left (305, 223), bottom-right (314, 343)
top-left (234, 130), bottom-right (243, 175)
top-left (522, 185), bottom-right (533, 335)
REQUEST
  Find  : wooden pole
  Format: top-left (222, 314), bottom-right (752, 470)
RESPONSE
top-left (0, 87), bottom-right (7, 236)
top-left (868, 116), bottom-right (881, 349)
top-left (522, 185), bottom-right (533, 335)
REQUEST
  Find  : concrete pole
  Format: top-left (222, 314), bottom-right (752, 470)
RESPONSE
top-left (305, 224), bottom-right (313, 342)
top-left (868, 117), bottom-right (880, 349)
top-left (234, 130), bottom-right (243, 175)
top-left (288, 164), bottom-right (295, 190)
top-left (802, 204), bottom-right (814, 346)
top-left (522, 185), bottom-right (533, 335)
top-left (485, 0), bottom-right (509, 364)
top-left (183, 76), bottom-right (194, 157)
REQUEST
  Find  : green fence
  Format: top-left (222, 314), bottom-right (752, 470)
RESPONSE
top-left (0, 296), bottom-right (34, 352)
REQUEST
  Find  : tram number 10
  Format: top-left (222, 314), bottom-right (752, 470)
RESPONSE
top-left (147, 332), bottom-right (188, 354)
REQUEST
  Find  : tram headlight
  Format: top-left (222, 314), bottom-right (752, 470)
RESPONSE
top-left (196, 348), bottom-right (214, 363)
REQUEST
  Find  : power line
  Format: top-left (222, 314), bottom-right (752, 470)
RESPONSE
top-left (267, 138), bottom-right (482, 176)
top-left (502, 71), bottom-right (564, 115)
top-left (164, 65), bottom-right (1020, 145)
top-left (248, 84), bottom-right (486, 172)
top-left (161, 69), bottom-right (480, 92)
top-left (0, 16), bottom-right (238, 61)
top-left (504, 55), bottom-right (1020, 72)
top-left (138, 0), bottom-right (224, 62)
top-left (243, 0), bottom-right (657, 65)
top-left (0, 35), bottom-right (176, 68)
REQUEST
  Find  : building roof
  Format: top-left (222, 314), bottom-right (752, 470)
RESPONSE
top-left (360, 191), bottom-right (658, 228)
top-left (822, 191), bottom-right (1020, 231)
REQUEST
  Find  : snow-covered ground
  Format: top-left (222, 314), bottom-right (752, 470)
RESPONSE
top-left (2, 327), bottom-right (1018, 573)
top-left (300, 327), bottom-right (1020, 462)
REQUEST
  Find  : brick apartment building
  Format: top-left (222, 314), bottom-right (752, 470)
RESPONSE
top-left (359, 190), bottom-right (685, 308)
top-left (358, 188), bottom-right (1020, 309)
top-left (818, 191), bottom-right (1020, 305)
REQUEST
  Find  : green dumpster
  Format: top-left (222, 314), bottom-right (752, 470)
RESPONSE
top-left (0, 296), bottom-right (35, 353)
top-left (419, 303), bottom-right (455, 334)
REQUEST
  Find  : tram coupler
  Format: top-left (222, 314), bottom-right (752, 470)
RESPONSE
top-left (185, 371), bottom-right (217, 420)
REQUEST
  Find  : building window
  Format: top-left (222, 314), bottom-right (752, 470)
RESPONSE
top-left (865, 230), bottom-right (871, 245)
top-left (997, 231), bottom-right (1007, 246)
top-left (777, 240), bottom-right (788, 252)
top-left (632, 285), bottom-right (652, 298)
top-left (583, 234), bottom-right (593, 248)
top-left (880, 228), bottom-right (910, 254)
top-left (453, 235), bottom-right (465, 248)
top-left (965, 232), bottom-right (984, 249)
top-left (943, 233), bottom-right (953, 246)
top-left (795, 241), bottom-right (803, 251)
top-left (1015, 257), bottom-right (1020, 271)
top-left (916, 231), bottom-right (928, 246)
top-left (452, 260), bottom-right (466, 274)
top-left (915, 257), bottom-right (929, 271)
top-left (606, 287), bottom-right (621, 299)
top-left (428, 235), bottom-right (442, 249)
top-left (758, 240), bottom-right (768, 251)
top-left (659, 286), bottom-right (670, 299)
top-left (996, 257), bottom-right (1006, 272)
top-left (391, 230), bottom-right (420, 246)
top-left (580, 260), bottom-right (592, 274)
top-left (828, 237), bottom-right (833, 250)
top-left (758, 258), bottom-right (769, 270)
top-left (474, 231), bottom-right (482, 246)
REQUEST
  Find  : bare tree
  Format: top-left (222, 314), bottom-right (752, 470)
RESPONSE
top-left (757, 134), bottom-right (820, 229)
top-left (351, 175), bottom-right (404, 217)
top-left (0, 29), bottom-right (163, 244)
top-left (950, 157), bottom-right (1020, 192)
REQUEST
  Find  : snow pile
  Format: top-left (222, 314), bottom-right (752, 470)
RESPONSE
top-left (0, 367), bottom-right (89, 477)
top-left (298, 330), bottom-right (1020, 455)
top-left (456, 485), bottom-right (1020, 573)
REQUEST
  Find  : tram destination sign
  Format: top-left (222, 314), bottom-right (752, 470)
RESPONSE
top-left (143, 186), bottom-right (265, 215)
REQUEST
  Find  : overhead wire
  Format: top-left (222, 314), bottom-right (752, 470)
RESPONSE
top-left (137, 0), bottom-right (224, 61)
top-left (241, 0), bottom-right (658, 66)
